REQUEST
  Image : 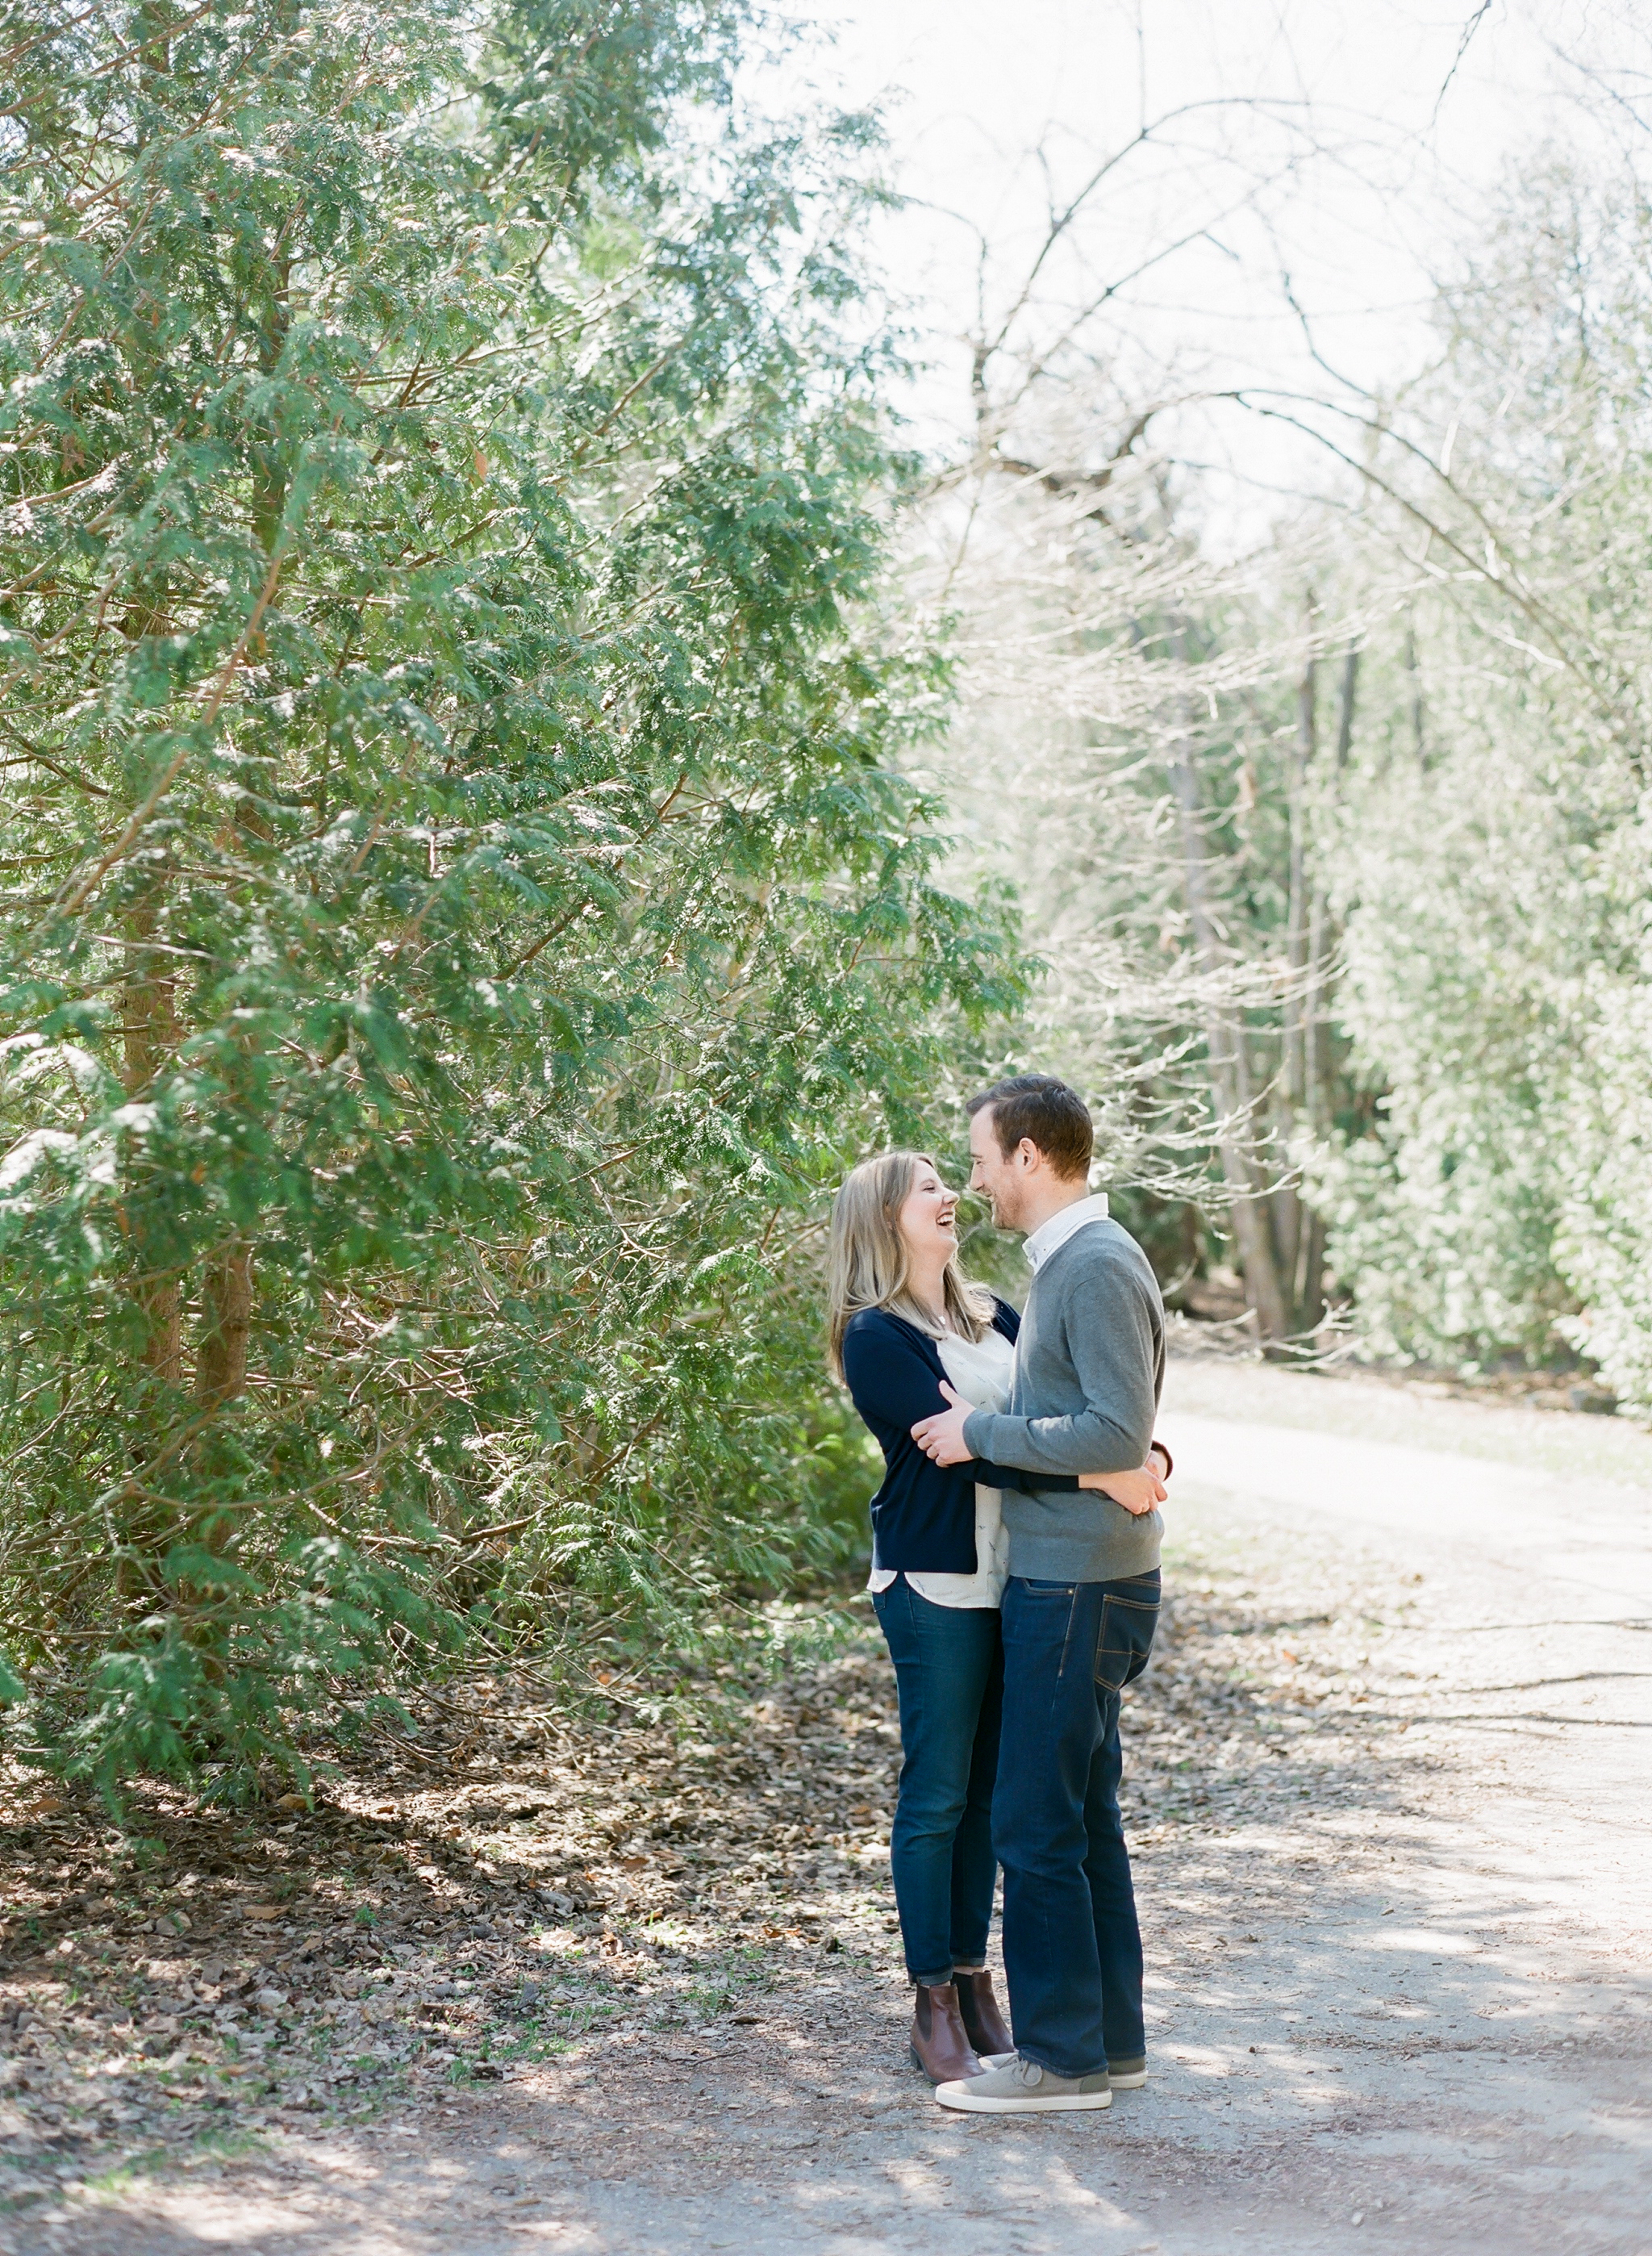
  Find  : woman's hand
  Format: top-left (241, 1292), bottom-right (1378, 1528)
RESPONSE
top-left (1078, 1462), bottom-right (1168, 1515)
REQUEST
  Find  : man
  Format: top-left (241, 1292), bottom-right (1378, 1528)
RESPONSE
top-left (911, 1074), bottom-right (1166, 2116)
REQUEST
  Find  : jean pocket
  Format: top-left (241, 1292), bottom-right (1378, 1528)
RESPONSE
top-left (1020, 1580), bottom-right (1078, 1595)
top-left (1095, 1594), bottom-right (1159, 1691)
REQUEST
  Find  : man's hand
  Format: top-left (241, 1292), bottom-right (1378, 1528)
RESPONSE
top-left (912, 1381), bottom-right (978, 1467)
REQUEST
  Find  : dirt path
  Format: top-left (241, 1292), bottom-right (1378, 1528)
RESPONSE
top-left (6, 1358), bottom-right (1651, 2256)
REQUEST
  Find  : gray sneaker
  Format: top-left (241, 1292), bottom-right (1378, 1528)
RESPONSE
top-left (980, 2050), bottom-right (1145, 2088)
top-left (935, 2053), bottom-right (1112, 2114)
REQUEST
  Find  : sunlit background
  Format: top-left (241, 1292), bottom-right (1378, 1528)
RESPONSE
top-left (778, 1), bottom-right (1651, 530)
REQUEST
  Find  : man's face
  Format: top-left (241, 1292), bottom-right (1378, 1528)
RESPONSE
top-left (968, 1106), bottom-right (1028, 1230)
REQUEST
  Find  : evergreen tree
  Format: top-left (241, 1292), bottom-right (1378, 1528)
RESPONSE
top-left (0, 0), bottom-right (1020, 1786)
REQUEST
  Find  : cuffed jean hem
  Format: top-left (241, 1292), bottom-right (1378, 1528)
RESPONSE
top-left (1018, 2049), bottom-right (1109, 2079)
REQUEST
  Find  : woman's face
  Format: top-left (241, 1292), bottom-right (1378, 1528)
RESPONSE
top-left (896, 1160), bottom-right (958, 1266)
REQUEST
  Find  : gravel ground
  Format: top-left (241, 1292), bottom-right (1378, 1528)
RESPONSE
top-left (2, 1356), bottom-right (1650, 2254)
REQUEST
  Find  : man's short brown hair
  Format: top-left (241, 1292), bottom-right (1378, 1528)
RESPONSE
top-left (966, 1075), bottom-right (1094, 1181)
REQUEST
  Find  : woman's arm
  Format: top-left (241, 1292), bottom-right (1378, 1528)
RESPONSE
top-left (841, 1317), bottom-right (956, 1435)
top-left (1079, 1438), bottom-right (1170, 1514)
top-left (1078, 1461), bottom-right (1167, 1515)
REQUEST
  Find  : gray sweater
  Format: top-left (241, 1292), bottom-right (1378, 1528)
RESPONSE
top-left (961, 1218), bottom-right (1165, 1583)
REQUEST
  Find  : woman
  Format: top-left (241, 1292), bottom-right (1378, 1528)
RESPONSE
top-left (828, 1151), bottom-right (1168, 2085)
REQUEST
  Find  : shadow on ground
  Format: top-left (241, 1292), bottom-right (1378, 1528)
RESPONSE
top-left (5, 1482), bottom-right (1651, 2254)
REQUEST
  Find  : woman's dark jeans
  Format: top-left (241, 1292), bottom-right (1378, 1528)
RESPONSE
top-left (871, 1577), bottom-right (1003, 1988)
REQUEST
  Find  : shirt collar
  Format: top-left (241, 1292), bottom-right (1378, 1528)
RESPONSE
top-left (1023, 1191), bottom-right (1110, 1272)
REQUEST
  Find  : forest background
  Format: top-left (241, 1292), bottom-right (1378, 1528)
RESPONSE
top-left (4, 0), bottom-right (1651, 1794)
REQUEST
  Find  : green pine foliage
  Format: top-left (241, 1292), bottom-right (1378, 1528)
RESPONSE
top-left (0, 0), bottom-right (1022, 1787)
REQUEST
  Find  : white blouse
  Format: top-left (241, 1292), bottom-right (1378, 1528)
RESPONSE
top-left (866, 1324), bottom-right (1016, 1611)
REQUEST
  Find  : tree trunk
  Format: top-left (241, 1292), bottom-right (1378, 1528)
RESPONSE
top-left (1166, 710), bottom-right (1290, 1343)
top-left (1271, 613), bottom-right (1320, 1304)
top-left (1294, 1206), bottom-right (1328, 1335)
top-left (1304, 637), bottom-right (1360, 1124)
top-left (123, 899), bottom-right (184, 1386)
top-left (1304, 885), bottom-right (1328, 1128)
top-left (1292, 638), bottom-right (1360, 1337)
top-left (196, 1244), bottom-right (253, 1407)
top-left (1283, 626), bottom-right (1316, 1108)
top-left (1335, 644), bottom-right (1360, 769)
top-left (1403, 625), bottom-right (1425, 768)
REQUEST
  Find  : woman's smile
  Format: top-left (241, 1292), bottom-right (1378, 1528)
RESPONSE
top-left (897, 1164), bottom-right (960, 1259)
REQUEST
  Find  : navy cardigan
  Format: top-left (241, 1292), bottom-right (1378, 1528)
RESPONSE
top-left (840, 1301), bottom-right (1080, 1574)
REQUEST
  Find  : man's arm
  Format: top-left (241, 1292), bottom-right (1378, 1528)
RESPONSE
top-left (845, 1323), bottom-right (1084, 1490)
top-left (954, 1255), bottom-right (1158, 1478)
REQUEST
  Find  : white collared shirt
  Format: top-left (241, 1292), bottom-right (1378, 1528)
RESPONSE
top-left (1022, 1190), bottom-right (1111, 1272)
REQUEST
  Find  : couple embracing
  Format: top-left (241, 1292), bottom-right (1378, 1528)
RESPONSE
top-left (828, 1076), bottom-right (1169, 2116)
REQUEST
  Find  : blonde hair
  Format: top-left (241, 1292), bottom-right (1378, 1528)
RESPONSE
top-left (826, 1151), bottom-right (996, 1377)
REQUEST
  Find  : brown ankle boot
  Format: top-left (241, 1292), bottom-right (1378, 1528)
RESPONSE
top-left (908, 1982), bottom-right (982, 2085)
top-left (953, 1969), bottom-right (1013, 2058)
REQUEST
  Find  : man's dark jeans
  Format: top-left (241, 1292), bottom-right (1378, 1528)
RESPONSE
top-left (994, 1569), bottom-right (1161, 2078)
top-left (871, 1578), bottom-right (1002, 1987)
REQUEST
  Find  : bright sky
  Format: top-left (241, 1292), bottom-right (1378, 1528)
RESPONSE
top-left (777, 1), bottom-right (1650, 528)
